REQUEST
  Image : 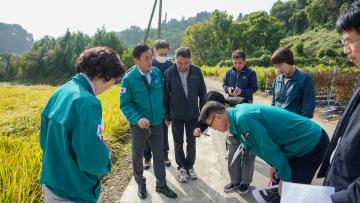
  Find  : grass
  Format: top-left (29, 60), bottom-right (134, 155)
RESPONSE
top-left (0, 84), bottom-right (130, 202)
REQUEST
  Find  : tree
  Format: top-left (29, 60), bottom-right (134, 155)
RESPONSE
top-left (270, 0), bottom-right (294, 33)
top-left (182, 10), bottom-right (233, 66)
top-left (237, 12), bottom-right (285, 54)
top-left (92, 27), bottom-right (126, 56)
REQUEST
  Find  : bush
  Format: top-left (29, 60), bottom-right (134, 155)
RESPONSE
top-left (201, 65), bottom-right (360, 104)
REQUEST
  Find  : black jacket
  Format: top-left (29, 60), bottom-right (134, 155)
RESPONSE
top-left (163, 64), bottom-right (206, 120)
top-left (317, 80), bottom-right (360, 203)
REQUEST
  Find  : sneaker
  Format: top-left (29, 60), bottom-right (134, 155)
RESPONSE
top-left (178, 168), bottom-right (187, 182)
top-left (187, 168), bottom-right (197, 179)
top-left (164, 154), bottom-right (171, 167)
top-left (223, 182), bottom-right (240, 193)
top-left (155, 185), bottom-right (177, 198)
top-left (238, 184), bottom-right (250, 195)
top-left (144, 159), bottom-right (151, 170)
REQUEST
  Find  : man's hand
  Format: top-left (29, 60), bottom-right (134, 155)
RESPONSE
top-left (165, 120), bottom-right (171, 127)
top-left (193, 128), bottom-right (201, 137)
top-left (138, 118), bottom-right (150, 129)
top-left (269, 167), bottom-right (276, 183)
top-left (228, 87), bottom-right (234, 96)
top-left (233, 87), bottom-right (241, 96)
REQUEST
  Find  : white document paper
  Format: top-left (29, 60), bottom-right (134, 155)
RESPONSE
top-left (280, 182), bottom-right (335, 203)
top-left (230, 143), bottom-right (244, 166)
top-left (253, 185), bottom-right (279, 203)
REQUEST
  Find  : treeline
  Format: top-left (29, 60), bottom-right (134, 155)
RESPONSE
top-left (182, 0), bottom-right (356, 67)
top-left (0, 27), bottom-right (126, 84)
top-left (117, 11), bottom-right (211, 54)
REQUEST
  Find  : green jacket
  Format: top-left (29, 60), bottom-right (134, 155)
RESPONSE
top-left (40, 73), bottom-right (111, 203)
top-left (228, 104), bottom-right (322, 181)
top-left (120, 66), bottom-right (164, 126)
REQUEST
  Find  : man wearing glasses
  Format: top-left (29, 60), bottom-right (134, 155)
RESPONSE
top-left (200, 101), bottom-right (330, 203)
top-left (270, 47), bottom-right (316, 119)
top-left (317, 1), bottom-right (360, 202)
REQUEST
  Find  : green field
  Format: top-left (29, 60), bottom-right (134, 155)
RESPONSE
top-left (0, 84), bottom-right (130, 202)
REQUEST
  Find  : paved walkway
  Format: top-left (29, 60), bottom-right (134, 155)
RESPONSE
top-left (118, 78), bottom-right (337, 203)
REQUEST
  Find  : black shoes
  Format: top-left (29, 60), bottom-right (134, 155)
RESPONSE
top-left (238, 184), bottom-right (250, 194)
top-left (138, 184), bottom-right (147, 199)
top-left (223, 182), bottom-right (241, 193)
top-left (156, 185), bottom-right (177, 198)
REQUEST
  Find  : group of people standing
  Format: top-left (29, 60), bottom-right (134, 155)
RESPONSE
top-left (39, 1), bottom-right (360, 202)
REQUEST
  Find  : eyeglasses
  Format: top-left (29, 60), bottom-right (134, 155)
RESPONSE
top-left (273, 63), bottom-right (286, 69)
top-left (341, 38), bottom-right (360, 47)
top-left (209, 114), bottom-right (217, 127)
top-left (114, 76), bottom-right (121, 84)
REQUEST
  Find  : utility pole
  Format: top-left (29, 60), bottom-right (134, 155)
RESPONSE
top-left (157, 0), bottom-right (162, 39)
top-left (164, 12), bottom-right (167, 40)
top-left (144, 0), bottom-right (158, 43)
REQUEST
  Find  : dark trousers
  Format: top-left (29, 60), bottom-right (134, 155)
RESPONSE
top-left (271, 130), bottom-right (330, 203)
top-left (130, 124), bottom-right (166, 187)
top-left (172, 118), bottom-right (197, 170)
top-left (144, 120), bottom-right (169, 161)
top-left (290, 130), bottom-right (330, 183)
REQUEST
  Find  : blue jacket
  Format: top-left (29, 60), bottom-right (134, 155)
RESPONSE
top-left (222, 67), bottom-right (258, 102)
top-left (271, 69), bottom-right (315, 118)
top-left (152, 58), bottom-right (173, 77)
top-left (318, 79), bottom-right (360, 203)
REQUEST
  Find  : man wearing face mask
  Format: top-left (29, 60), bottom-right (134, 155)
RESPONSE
top-left (143, 39), bottom-right (173, 170)
top-left (163, 47), bottom-right (206, 183)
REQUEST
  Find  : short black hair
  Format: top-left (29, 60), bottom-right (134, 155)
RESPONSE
top-left (270, 47), bottom-right (295, 65)
top-left (200, 101), bottom-right (226, 124)
top-left (203, 91), bottom-right (226, 106)
top-left (175, 47), bottom-right (191, 58)
top-left (154, 39), bottom-right (170, 50)
top-left (336, 1), bottom-right (360, 34)
top-left (75, 47), bottom-right (125, 81)
top-left (133, 43), bottom-right (151, 59)
top-left (232, 50), bottom-right (246, 60)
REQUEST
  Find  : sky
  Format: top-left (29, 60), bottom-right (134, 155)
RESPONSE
top-left (0, 0), bottom-right (278, 40)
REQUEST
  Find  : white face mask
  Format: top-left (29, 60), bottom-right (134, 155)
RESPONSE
top-left (155, 56), bottom-right (168, 64)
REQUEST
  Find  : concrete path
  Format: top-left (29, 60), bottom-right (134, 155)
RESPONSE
top-left (118, 78), bottom-right (337, 203)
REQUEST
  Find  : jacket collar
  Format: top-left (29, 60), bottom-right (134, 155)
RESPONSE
top-left (133, 65), bottom-right (155, 79)
top-left (72, 73), bottom-right (95, 95)
top-left (279, 69), bottom-right (300, 82)
top-left (231, 66), bottom-right (248, 73)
